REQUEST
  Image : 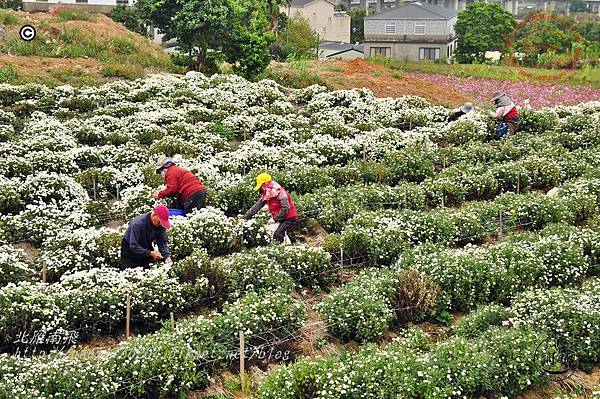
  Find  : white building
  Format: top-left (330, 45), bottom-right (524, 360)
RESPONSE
top-left (283, 0), bottom-right (352, 43)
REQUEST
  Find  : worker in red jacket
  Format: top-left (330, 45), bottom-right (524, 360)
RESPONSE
top-left (489, 91), bottom-right (521, 138)
top-left (244, 172), bottom-right (299, 243)
top-left (152, 159), bottom-right (208, 213)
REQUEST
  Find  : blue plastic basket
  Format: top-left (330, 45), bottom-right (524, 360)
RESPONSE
top-left (168, 208), bottom-right (186, 217)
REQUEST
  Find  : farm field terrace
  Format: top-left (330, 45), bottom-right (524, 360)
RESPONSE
top-left (0, 73), bottom-right (599, 398)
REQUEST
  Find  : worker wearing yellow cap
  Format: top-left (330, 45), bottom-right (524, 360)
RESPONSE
top-left (244, 172), bottom-right (299, 243)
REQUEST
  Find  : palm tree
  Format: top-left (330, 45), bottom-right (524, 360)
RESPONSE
top-left (266, 0), bottom-right (291, 32)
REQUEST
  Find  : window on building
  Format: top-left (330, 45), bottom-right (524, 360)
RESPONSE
top-left (371, 47), bottom-right (391, 57)
top-left (415, 23), bottom-right (426, 34)
top-left (419, 47), bottom-right (440, 60)
top-left (116, 0), bottom-right (129, 3)
top-left (385, 22), bottom-right (396, 34)
top-left (351, 0), bottom-right (360, 3)
top-left (75, 0), bottom-right (88, 3)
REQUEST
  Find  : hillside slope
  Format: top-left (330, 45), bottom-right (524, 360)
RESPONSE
top-left (0, 8), bottom-right (176, 86)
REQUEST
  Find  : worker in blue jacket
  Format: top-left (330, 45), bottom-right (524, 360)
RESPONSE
top-left (120, 204), bottom-right (173, 269)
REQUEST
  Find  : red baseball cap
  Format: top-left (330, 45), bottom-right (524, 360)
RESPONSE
top-left (153, 204), bottom-right (171, 229)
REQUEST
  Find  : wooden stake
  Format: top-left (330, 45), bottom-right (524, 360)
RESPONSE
top-left (340, 246), bottom-right (344, 285)
top-left (239, 330), bottom-right (245, 391)
top-left (125, 295), bottom-right (131, 339)
top-left (498, 211), bottom-right (504, 240)
top-left (170, 312), bottom-right (175, 327)
top-left (363, 142), bottom-right (367, 162)
top-left (41, 261), bottom-right (47, 283)
top-left (516, 175), bottom-right (520, 194)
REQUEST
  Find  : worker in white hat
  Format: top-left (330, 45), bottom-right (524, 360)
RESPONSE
top-left (447, 102), bottom-right (474, 122)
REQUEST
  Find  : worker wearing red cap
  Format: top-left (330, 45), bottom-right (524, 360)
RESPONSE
top-left (120, 204), bottom-right (172, 269)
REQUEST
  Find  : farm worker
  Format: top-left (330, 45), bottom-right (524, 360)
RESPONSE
top-left (447, 102), bottom-right (473, 122)
top-left (121, 204), bottom-right (172, 269)
top-left (152, 158), bottom-right (208, 213)
top-left (244, 172), bottom-right (299, 243)
top-left (489, 92), bottom-right (521, 138)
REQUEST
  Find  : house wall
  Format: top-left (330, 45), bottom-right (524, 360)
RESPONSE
top-left (364, 15), bottom-right (456, 40)
top-left (364, 40), bottom-right (455, 62)
top-left (286, 0), bottom-right (351, 42)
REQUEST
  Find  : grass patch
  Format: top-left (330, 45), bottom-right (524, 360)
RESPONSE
top-left (0, 9), bottom-right (19, 25)
top-left (262, 60), bottom-right (327, 88)
top-left (106, 36), bottom-right (138, 55)
top-left (391, 70), bottom-right (403, 79)
top-left (0, 11), bottom-right (174, 83)
top-left (100, 62), bottom-right (144, 79)
top-left (54, 9), bottom-right (96, 22)
top-left (0, 64), bottom-right (18, 83)
top-left (327, 66), bottom-right (344, 73)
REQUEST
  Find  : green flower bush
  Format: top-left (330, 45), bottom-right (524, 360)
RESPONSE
top-left (258, 327), bottom-right (552, 399)
top-left (316, 269), bottom-right (397, 342)
top-left (0, 245), bottom-right (34, 287)
top-left (511, 278), bottom-right (600, 366)
top-left (169, 207), bottom-right (234, 258)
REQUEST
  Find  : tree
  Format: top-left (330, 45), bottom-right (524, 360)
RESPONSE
top-left (569, 0), bottom-right (589, 13)
top-left (136, 0), bottom-right (274, 78)
top-left (349, 8), bottom-right (366, 43)
top-left (0, 0), bottom-right (21, 10)
top-left (454, 2), bottom-right (516, 63)
top-left (510, 13), bottom-right (585, 67)
top-left (226, 1), bottom-right (275, 77)
top-left (286, 15), bottom-right (320, 58)
top-left (575, 19), bottom-right (600, 43)
top-left (109, 5), bottom-right (148, 36)
top-left (270, 14), bottom-right (320, 60)
top-left (265, 0), bottom-right (291, 32)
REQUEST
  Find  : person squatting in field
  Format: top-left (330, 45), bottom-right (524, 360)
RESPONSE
top-left (120, 204), bottom-right (172, 269)
top-left (244, 173), bottom-right (300, 243)
top-left (153, 158), bottom-right (208, 213)
top-left (489, 91), bottom-right (521, 138)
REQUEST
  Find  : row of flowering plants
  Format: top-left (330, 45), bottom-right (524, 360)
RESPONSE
top-left (0, 243), bottom-right (332, 348)
top-left (0, 291), bottom-right (306, 398)
top-left (259, 277), bottom-right (599, 399)
top-left (317, 224), bottom-right (599, 342)
top-left (336, 171), bottom-right (600, 265)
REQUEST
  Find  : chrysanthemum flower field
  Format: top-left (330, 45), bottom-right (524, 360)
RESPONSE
top-left (0, 72), bottom-right (599, 398)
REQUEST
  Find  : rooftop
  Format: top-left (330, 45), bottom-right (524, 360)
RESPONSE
top-left (364, 2), bottom-right (458, 19)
